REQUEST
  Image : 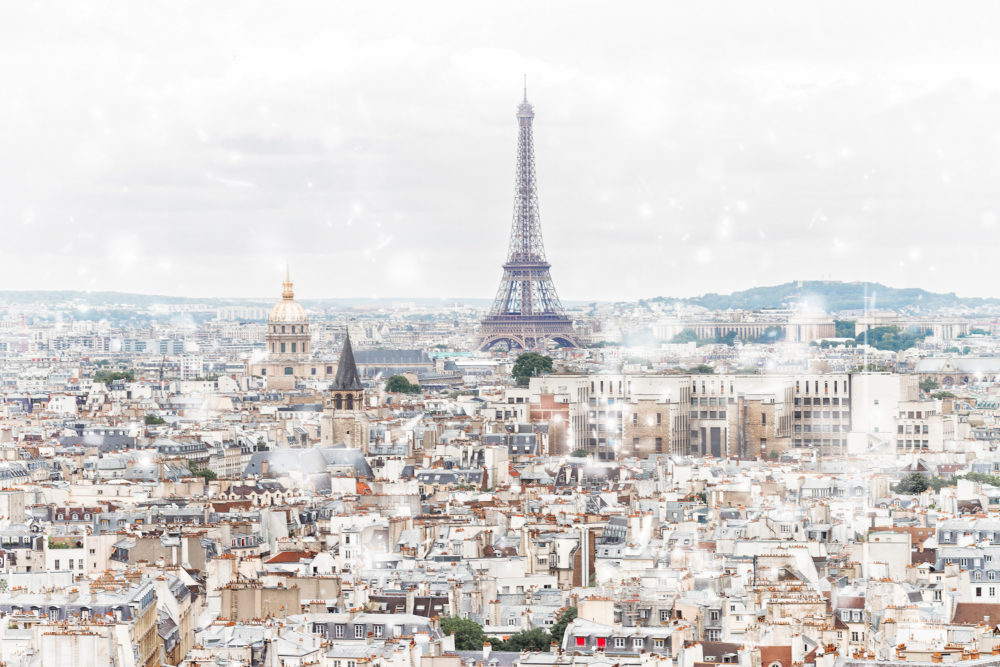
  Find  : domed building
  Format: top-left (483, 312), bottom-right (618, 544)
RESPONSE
top-left (249, 269), bottom-right (337, 389)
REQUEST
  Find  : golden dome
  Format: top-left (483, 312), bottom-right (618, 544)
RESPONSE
top-left (269, 268), bottom-right (308, 324)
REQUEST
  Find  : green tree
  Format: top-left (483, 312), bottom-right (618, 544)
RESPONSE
top-left (569, 449), bottom-right (588, 458)
top-left (919, 378), bottom-right (939, 393)
top-left (549, 606), bottom-right (577, 644)
top-left (689, 364), bottom-right (714, 374)
top-left (440, 616), bottom-right (485, 650)
top-left (512, 353), bottom-right (553, 386)
top-left (854, 326), bottom-right (930, 352)
top-left (501, 628), bottom-right (552, 652)
top-left (834, 320), bottom-right (856, 338)
top-left (669, 328), bottom-right (700, 344)
top-left (385, 375), bottom-right (421, 393)
top-left (93, 370), bottom-right (134, 385)
top-left (894, 472), bottom-right (930, 494)
top-left (144, 414), bottom-right (166, 425)
top-left (188, 462), bottom-right (218, 482)
top-left (751, 326), bottom-right (785, 344)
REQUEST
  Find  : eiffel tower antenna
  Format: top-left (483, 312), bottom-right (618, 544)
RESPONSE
top-left (478, 85), bottom-right (577, 352)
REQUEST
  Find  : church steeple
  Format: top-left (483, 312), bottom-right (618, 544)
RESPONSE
top-left (282, 264), bottom-right (294, 300)
top-left (332, 333), bottom-right (363, 391)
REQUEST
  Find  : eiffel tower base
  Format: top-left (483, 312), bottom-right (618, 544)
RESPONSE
top-left (478, 315), bottom-right (578, 351)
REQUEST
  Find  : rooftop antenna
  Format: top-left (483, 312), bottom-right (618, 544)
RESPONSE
top-left (523, 73), bottom-right (527, 102)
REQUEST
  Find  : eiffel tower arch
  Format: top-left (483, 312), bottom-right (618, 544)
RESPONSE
top-left (478, 87), bottom-right (577, 352)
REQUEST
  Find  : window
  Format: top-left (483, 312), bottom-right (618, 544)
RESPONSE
top-left (633, 638), bottom-right (644, 650)
top-left (355, 624), bottom-right (365, 638)
top-left (508, 618), bottom-right (517, 626)
top-left (710, 610), bottom-right (720, 621)
top-left (335, 625), bottom-right (345, 638)
top-left (851, 632), bottom-right (859, 642)
top-left (576, 637), bottom-right (586, 647)
top-left (660, 609), bottom-right (670, 622)
top-left (284, 366), bottom-right (293, 375)
top-left (374, 625), bottom-right (384, 638)
top-left (614, 637), bottom-right (625, 648)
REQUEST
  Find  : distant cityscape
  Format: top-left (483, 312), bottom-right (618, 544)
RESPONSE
top-left (6, 28), bottom-right (1000, 667)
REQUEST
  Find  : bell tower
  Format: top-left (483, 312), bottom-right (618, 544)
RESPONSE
top-left (321, 334), bottom-right (369, 450)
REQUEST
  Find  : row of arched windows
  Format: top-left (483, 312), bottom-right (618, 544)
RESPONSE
top-left (272, 324), bottom-right (307, 334)
top-left (271, 342), bottom-right (308, 353)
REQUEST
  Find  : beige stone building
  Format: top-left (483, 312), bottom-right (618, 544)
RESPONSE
top-left (247, 270), bottom-right (336, 390)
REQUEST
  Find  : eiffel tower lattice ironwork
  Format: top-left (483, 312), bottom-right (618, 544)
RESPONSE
top-left (478, 86), bottom-right (577, 352)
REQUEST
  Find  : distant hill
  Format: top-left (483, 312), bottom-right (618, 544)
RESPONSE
top-left (0, 291), bottom-right (494, 310)
top-left (656, 281), bottom-right (1000, 312)
top-left (0, 290), bottom-right (234, 307)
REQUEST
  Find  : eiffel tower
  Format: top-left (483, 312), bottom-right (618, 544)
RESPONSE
top-left (478, 85), bottom-right (577, 352)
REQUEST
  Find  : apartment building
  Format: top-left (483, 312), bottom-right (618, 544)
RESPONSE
top-left (530, 372), bottom-right (920, 458)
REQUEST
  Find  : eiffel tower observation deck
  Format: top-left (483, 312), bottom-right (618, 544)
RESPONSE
top-left (478, 86), bottom-right (577, 352)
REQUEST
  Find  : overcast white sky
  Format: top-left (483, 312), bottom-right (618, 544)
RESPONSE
top-left (2, 2), bottom-right (1000, 302)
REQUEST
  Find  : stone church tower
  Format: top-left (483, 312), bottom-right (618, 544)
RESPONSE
top-left (321, 334), bottom-right (369, 450)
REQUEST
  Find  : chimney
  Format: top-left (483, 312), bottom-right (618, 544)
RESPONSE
top-left (483, 641), bottom-right (492, 661)
top-left (405, 588), bottom-right (416, 615)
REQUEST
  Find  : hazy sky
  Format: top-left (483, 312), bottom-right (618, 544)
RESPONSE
top-left (3, 2), bottom-right (1000, 302)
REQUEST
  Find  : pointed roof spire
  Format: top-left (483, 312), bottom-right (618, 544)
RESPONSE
top-left (282, 264), bottom-right (294, 300)
top-left (332, 332), bottom-right (363, 391)
top-left (517, 75), bottom-right (534, 119)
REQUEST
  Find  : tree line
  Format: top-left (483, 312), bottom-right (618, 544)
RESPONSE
top-left (440, 607), bottom-right (577, 652)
